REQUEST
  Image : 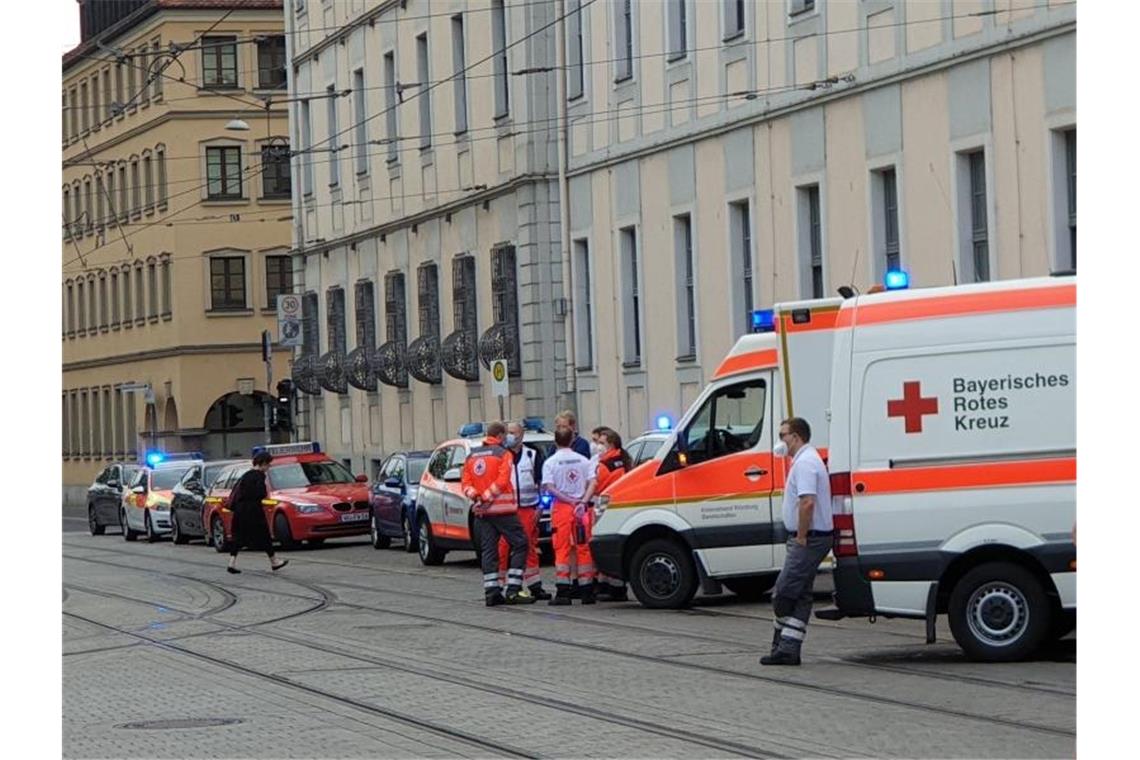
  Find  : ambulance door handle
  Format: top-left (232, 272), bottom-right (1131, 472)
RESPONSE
top-left (744, 467), bottom-right (768, 478)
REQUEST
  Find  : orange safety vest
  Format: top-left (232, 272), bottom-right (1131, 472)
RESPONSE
top-left (594, 448), bottom-right (628, 496)
top-left (461, 437), bottom-right (516, 515)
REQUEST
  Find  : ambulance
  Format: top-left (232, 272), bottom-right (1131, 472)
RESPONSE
top-left (591, 273), bottom-right (1075, 662)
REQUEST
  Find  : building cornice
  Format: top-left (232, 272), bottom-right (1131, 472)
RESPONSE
top-left (63, 341), bottom-right (268, 372)
top-left (289, 0), bottom-right (402, 68)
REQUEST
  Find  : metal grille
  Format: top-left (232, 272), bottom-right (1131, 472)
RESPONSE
top-left (354, 280), bottom-right (376, 350)
top-left (969, 151), bottom-right (989, 282)
top-left (353, 501), bottom-right (369, 511)
top-left (487, 245), bottom-right (520, 374)
top-left (418, 263), bottom-right (440, 338)
top-left (883, 169), bottom-right (900, 271)
top-left (332, 502), bottom-right (351, 512)
top-left (317, 351), bottom-right (348, 394)
top-left (442, 256), bottom-right (479, 381)
top-left (293, 353), bottom-right (321, 395)
top-left (405, 334), bottom-right (441, 385)
top-left (302, 291), bottom-right (320, 356)
top-left (346, 346), bottom-right (376, 392)
top-left (375, 340), bottom-right (409, 387)
top-left (327, 287), bottom-right (347, 354)
top-left (374, 271), bottom-right (409, 387)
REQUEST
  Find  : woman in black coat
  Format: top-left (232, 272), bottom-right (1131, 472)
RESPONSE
top-left (227, 452), bottom-right (288, 573)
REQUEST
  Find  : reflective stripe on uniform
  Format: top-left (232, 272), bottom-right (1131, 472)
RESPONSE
top-left (780, 627), bottom-right (806, 641)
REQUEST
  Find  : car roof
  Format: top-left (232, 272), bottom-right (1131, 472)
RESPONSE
top-left (205, 458), bottom-right (244, 467)
top-left (631, 431), bottom-right (671, 442)
top-left (397, 450), bottom-right (433, 459)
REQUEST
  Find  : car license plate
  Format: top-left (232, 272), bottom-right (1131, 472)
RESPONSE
top-left (340, 512), bottom-right (369, 523)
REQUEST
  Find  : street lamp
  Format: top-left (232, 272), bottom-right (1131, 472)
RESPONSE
top-left (224, 117), bottom-right (251, 131)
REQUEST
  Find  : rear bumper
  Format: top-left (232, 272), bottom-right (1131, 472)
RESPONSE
top-left (826, 557), bottom-right (877, 617)
top-left (590, 533), bottom-right (626, 580)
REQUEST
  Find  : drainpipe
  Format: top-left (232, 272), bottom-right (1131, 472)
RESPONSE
top-left (555, 0), bottom-right (576, 403)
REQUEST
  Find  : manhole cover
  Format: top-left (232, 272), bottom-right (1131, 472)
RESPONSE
top-left (118, 718), bottom-right (243, 730)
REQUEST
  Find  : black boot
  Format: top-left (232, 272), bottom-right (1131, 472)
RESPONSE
top-left (760, 646), bottom-right (801, 666)
top-left (569, 579), bottom-right (582, 599)
top-left (528, 583), bottom-right (552, 601)
top-left (549, 585), bottom-right (573, 606)
top-left (485, 590), bottom-right (506, 607)
top-left (769, 626), bottom-right (783, 656)
top-left (580, 582), bottom-right (596, 605)
top-left (597, 584), bottom-right (628, 602)
top-left (505, 587), bottom-right (536, 605)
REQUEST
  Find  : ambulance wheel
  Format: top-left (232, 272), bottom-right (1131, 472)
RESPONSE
top-left (88, 505), bottom-right (105, 536)
top-left (723, 575), bottom-right (777, 601)
top-left (948, 562), bottom-right (1052, 662)
top-left (417, 514), bottom-right (446, 566)
top-left (275, 512), bottom-right (299, 551)
top-left (629, 538), bottom-right (698, 609)
top-left (121, 509), bottom-right (139, 542)
top-left (211, 515), bottom-right (228, 553)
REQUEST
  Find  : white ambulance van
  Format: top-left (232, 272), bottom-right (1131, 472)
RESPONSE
top-left (817, 275), bottom-right (1075, 662)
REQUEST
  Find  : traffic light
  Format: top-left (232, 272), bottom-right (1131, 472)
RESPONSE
top-left (274, 379), bottom-right (296, 432)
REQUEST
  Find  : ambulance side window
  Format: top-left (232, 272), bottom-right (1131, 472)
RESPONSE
top-left (677, 378), bottom-right (768, 467)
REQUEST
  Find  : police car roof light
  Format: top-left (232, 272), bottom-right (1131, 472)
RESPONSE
top-left (253, 441), bottom-right (322, 456)
top-left (522, 417), bottom-right (546, 432)
top-left (145, 451), bottom-right (165, 467)
top-left (655, 415), bottom-right (673, 431)
top-left (751, 309), bottom-right (776, 333)
top-left (458, 422), bottom-right (485, 438)
top-left (884, 269), bottom-right (910, 290)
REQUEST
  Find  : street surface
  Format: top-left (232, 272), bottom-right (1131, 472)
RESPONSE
top-left (63, 506), bottom-right (1075, 759)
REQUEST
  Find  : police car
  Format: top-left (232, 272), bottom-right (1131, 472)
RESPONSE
top-left (625, 417), bottom-right (674, 469)
top-left (202, 442), bottom-right (372, 551)
top-left (120, 452), bottom-right (202, 542)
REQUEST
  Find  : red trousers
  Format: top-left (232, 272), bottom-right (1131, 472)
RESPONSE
top-left (552, 502), bottom-right (595, 586)
top-left (498, 506), bottom-right (541, 588)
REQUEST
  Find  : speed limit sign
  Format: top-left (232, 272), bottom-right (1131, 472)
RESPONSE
top-left (277, 294), bottom-right (303, 348)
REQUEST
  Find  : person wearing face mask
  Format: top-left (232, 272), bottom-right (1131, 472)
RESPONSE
top-left (762, 417), bottom-right (833, 666)
top-left (496, 421), bottom-right (551, 600)
top-left (591, 428), bottom-right (632, 602)
top-left (588, 426), bottom-right (609, 469)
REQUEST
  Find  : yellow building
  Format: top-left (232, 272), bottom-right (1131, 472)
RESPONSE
top-left (62, 0), bottom-right (293, 507)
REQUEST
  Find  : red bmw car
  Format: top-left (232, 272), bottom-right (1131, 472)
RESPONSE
top-left (203, 442), bottom-right (371, 551)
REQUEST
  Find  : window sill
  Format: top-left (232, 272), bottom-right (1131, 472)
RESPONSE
top-left (134, 318), bottom-right (146, 327)
top-left (148, 316), bottom-right (159, 324)
top-left (202, 198), bottom-right (250, 206)
top-left (259, 307), bottom-right (280, 315)
top-left (111, 323), bottom-right (121, 331)
top-left (722, 30), bottom-right (746, 43)
top-left (675, 354), bottom-right (698, 365)
top-left (666, 52), bottom-right (688, 64)
top-left (253, 86), bottom-right (288, 96)
top-left (206, 308), bottom-right (254, 317)
top-left (162, 313), bottom-right (172, 321)
top-left (613, 74), bottom-right (634, 86)
top-left (198, 86), bottom-right (245, 95)
top-left (260, 195), bottom-right (292, 203)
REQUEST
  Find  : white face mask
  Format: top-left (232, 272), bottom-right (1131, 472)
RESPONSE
top-left (590, 441), bottom-right (605, 457)
top-left (773, 440), bottom-right (789, 458)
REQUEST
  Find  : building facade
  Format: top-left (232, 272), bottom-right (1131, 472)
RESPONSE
top-left (285, 0), bottom-right (1076, 472)
top-left (62, 0), bottom-right (294, 506)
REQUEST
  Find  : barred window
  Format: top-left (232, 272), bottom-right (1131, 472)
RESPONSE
top-left (418, 263), bottom-right (440, 338)
top-left (327, 286), bottom-right (346, 354)
top-left (452, 255), bottom-right (477, 335)
top-left (355, 279), bottom-right (376, 348)
top-left (384, 272), bottom-right (407, 346)
top-left (302, 291), bottom-right (320, 355)
top-left (491, 245), bottom-right (521, 373)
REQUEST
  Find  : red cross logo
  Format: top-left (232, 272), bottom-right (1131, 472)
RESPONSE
top-left (887, 381), bottom-right (939, 434)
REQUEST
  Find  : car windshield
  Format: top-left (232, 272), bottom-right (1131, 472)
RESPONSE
top-left (407, 458), bottom-right (428, 484)
top-left (640, 439), bottom-right (664, 461)
top-left (270, 460), bottom-right (357, 489)
top-left (152, 466), bottom-right (192, 490)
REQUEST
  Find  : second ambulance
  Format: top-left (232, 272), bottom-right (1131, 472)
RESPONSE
top-left (590, 273), bottom-right (1075, 662)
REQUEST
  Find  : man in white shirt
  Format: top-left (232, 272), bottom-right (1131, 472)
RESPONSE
top-left (542, 427), bottom-right (598, 605)
top-left (761, 416), bottom-right (833, 666)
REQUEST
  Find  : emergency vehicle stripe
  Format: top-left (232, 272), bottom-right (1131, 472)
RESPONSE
top-left (778, 307), bottom-right (841, 334)
top-left (834, 284), bottom-right (1075, 329)
top-left (605, 490), bottom-right (787, 510)
top-left (854, 457), bottom-right (1076, 495)
top-left (712, 349), bottom-right (780, 380)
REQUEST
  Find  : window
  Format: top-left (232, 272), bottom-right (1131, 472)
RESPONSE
top-left (799, 185), bottom-right (823, 298)
top-left (210, 256), bottom-right (246, 310)
top-left (206, 146), bottom-right (242, 199)
top-left (418, 263), bottom-right (440, 338)
top-left (66, 283), bottom-right (75, 333)
top-left (676, 378), bottom-right (767, 468)
top-left (113, 392), bottom-right (125, 456)
top-left (790, 0), bottom-right (816, 17)
top-left (62, 91), bottom-right (68, 146)
top-left (121, 268), bottom-right (131, 327)
top-left (62, 395), bottom-right (70, 456)
top-left (147, 261), bottom-right (158, 319)
top-left (352, 72), bottom-right (368, 173)
top-left (725, 0), bottom-right (745, 38)
top-left (416, 35), bottom-right (431, 149)
top-left (143, 153), bottom-right (154, 210)
top-left (102, 388), bottom-right (113, 455)
top-left (882, 169), bottom-right (900, 272)
top-left (491, 245), bottom-right (521, 373)
top-left (730, 200), bottom-right (754, 336)
top-left (80, 82), bottom-right (89, 133)
top-left (383, 52), bottom-right (398, 162)
top-left (300, 100), bottom-right (314, 194)
top-left (151, 39), bottom-right (163, 98)
top-left (452, 255), bottom-right (478, 337)
top-left (88, 277), bottom-right (98, 331)
top-left (91, 75), bottom-right (101, 130)
top-left (674, 214), bottom-right (696, 358)
top-left (567, 0), bottom-right (585, 99)
top-left (63, 188), bottom-right (71, 238)
top-left (302, 291), bottom-right (320, 354)
top-left (118, 164), bottom-right (128, 221)
top-left (261, 144), bottom-right (291, 198)
top-left (266, 255), bottom-right (293, 303)
top-left (110, 272), bottom-right (120, 325)
top-left (491, 0), bottom-right (510, 117)
top-left (69, 87), bottom-right (78, 138)
top-left (257, 35), bottom-right (287, 89)
top-left (384, 273), bottom-right (406, 349)
top-left (106, 170), bottom-right (116, 222)
top-left (327, 286), bottom-right (347, 354)
top-left (1065, 129), bottom-right (1076, 269)
top-left (135, 265), bottom-right (145, 321)
top-left (137, 46), bottom-right (149, 103)
top-left (161, 259), bottom-right (171, 316)
top-left (428, 446), bottom-right (452, 479)
top-left (452, 15), bottom-right (468, 133)
top-left (202, 36), bottom-right (238, 88)
top-left (668, 0), bottom-right (687, 61)
top-left (156, 145), bottom-right (167, 206)
top-left (615, 0), bottom-right (634, 81)
top-left (102, 69), bottom-right (112, 120)
top-left (130, 159), bottom-right (141, 214)
top-left (80, 391), bottom-right (89, 456)
top-left (620, 226), bottom-right (641, 365)
top-left (99, 275), bottom-right (108, 329)
top-left (968, 151), bottom-right (989, 282)
top-left (326, 88), bottom-right (341, 186)
top-left (84, 179), bottom-right (93, 231)
top-left (355, 279), bottom-right (376, 349)
top-left (70, 392), bottom-right (80, 455)
top-left (127, 51), bottom-right (137, 106)
top-left (573, 239), bottom-right (593, 370)
top-left (95, 175), bottom-right (105, 227)
top-left (114, 63), bottom-right (123, 111)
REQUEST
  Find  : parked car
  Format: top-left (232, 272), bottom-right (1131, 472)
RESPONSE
top-left (203, 442), bottom-right (371, 552)
top-left (169, 459), bottom-right (243, 545)
top-left (85, 462), bottom-right (139, 535)
top-left (624, 431), bottom-right (670, 469)
top-left (370, 450), bottom-right (432, 552)
top-left (121, 456), bottom-right (201, 542)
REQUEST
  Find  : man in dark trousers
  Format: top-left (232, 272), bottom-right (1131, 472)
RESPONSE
top-left (462, 422), bottom-right (536, 606)
top-left (762, 417), bottom-right (833, 665)
top-left (227, 451), bottom-right (288, 574)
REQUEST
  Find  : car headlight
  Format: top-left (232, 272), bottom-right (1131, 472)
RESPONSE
top-left (595, 494), bottom-right (610, 517)
top-left (291, 502), bottom-right (324, 514)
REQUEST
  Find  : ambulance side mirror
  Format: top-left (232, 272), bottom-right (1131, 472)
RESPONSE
top-left (443, 467), bottom-right (462, 483)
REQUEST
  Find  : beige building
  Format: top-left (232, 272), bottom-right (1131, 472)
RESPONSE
top-left (285, 0), bottom-right (1075, 473)
top-left (62, 0), bottom-right (294, 506)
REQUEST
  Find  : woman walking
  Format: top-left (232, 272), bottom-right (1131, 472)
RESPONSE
top-left (227, 451), bottom-right (288, 574)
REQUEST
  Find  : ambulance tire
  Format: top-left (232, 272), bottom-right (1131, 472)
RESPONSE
top-left (948, 562), bottom-right (1052, 662)
top-left (629, 538), bottom-right (698, 609)
top-left (122, 509), bottom-right (139, 542)
top-left (274, 512), bottom-right (299, 551)
top-left (417, 512), bottom-right (446, 566)
top-left (722, 575), bottom-right (777, 601)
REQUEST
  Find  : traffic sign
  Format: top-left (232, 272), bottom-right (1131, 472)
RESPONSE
top-left (277, 294), bottom-right (303, 348)
top-left (490, 358), bottom-right (509, 400)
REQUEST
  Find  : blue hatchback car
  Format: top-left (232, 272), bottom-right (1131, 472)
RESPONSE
top-left (370, 451), bottom-right (432, 552)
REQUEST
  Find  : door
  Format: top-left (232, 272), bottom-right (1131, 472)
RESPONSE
top-left (124, 468), bottom-right (147, 529)
top-left (181, 465), bottom-right (206, 534)
top-left (92, 467), bottom-right (114, 523)
top-left (419, 446), bottom-right (453, 536)
top-left (444, 444), bottom-right (471, 542)
top-left (670, 374), bottom-right (777, 575)
top-left (373, 456), bottom-right (403, 532)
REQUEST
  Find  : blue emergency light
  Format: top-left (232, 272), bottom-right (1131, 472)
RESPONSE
top-left (539, 492), bottom-right (554, 509)
top-left (656, 415), bottom-right (673, 431)
top-left (884, 269), bottom-right (910, 290)
top-left (458, 422), bottom-right (485, 438)
top-left (145, 451), bottom-right (165, 467)
top-left (522, 417), bottom-right (546, 432)
top-left (751, 309), bottom-right (776, 333)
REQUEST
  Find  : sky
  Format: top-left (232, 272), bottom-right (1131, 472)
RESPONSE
top-left (63, 0), bottom-right (80, 52)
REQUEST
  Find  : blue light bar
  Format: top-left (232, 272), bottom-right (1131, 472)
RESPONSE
top-left (253, 441), bottom-right (322, 456)
top-left (751, 309), bottom-right (776, 333)
top-left (522, 417), bottom-right (546, 432)
top-left (145, 451), bottom-right (165, 467)
top-left (656, 415), bottom-right (673, 431)
top-left (458, 422), bottom-right (485, 438)
top-left (884, 269), bottom-right (909, 290)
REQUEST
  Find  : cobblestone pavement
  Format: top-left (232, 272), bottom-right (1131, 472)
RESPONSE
top-left (63, 531), bottom-right (1075, 759)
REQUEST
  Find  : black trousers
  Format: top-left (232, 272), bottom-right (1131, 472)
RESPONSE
top-left (476, 513), bottom-right (527, 595)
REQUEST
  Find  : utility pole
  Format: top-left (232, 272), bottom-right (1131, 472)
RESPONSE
top-left (261, 330), bottom-right (273, 443)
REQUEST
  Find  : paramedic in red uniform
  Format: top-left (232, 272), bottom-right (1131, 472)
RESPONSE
top-left (461, 422), bottom-right (536, 606)
top-left (762, 417), bottom-right (833, 666)
top-left (496, 421), bottom-right (551, 600)
top-left (542, 427), bottom-right (598, 605)
top-left (592, 428), bottom-right (631, 602)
